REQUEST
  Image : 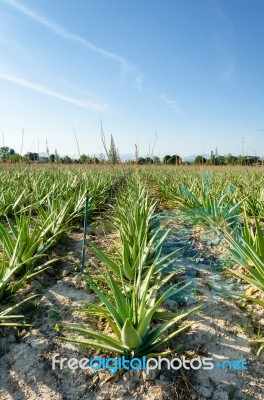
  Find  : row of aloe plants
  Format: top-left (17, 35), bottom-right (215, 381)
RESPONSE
top-left (147, 166), bottom-right (264, 217)
top-left (59, 174), bottom-right (199, 359)
top-left (146, 168), bottom-right (264, 354)
top-left (0, 167), bottom-right (117, 217)
top-left (0, 167), bottom-right (122, 326)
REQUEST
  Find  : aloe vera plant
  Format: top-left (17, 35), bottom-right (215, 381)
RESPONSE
top-left (0, 214), bottom-right (59, 273)
top-left (223, 228), bottom-right (264, 293)
top-left (225, 224), bottom-right (264, 353)
top-left (90, 176), bottom-right (179, 282)
top-left (242, 213), bottom-right (264, 262)
top-left (0, 167), bottom-right (120, 307)
top-left (59, 175), bottom-right (199, 357)
top-left (0, 295), bottom-right (38, 327)
top-left (201, 214), bottom-right (264, 353)
top-left (171, 173), bottom-right (241, 228)
top-left (145, 168), bottom-right (264, 354)
top-left (0, 206), bottom-right (72, 302)
top-left (0, 243), bottom-right (59, 301)
top-left (60, 259), bottom-right (198, 357)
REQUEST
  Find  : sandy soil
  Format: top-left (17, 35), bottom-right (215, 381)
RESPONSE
top-left (0, 214), bottom-right (263, 400)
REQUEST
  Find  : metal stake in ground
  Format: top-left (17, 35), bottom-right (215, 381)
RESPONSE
top-left (81, 198), bottom-right (89, 273)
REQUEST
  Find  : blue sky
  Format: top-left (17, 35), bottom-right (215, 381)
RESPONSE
top-left (1, 0), bottom-right (264, 159)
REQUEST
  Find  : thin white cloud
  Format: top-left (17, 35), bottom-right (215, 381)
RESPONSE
top-left (0, 68), bottom-right (109, 111)
top-left (217, 44), bottom-right (235, 81)
top-left (215, 7), bottom-right (232, 37)
top-left (160, 94), bottom-right (182, 114)
top-left (2, 0), bottom-right (132, 73)
top-left (214, 5), bottom-right (235, 80)
top-left (224, 61), bottom-right (235, 79)
top-left (134, 74), bottom-right (144, 91)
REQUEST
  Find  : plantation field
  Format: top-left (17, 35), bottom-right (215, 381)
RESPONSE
top-left (0, 165), bottom-right (263, 400)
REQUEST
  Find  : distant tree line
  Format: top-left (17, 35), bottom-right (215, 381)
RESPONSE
top-left (0, 146), bottom-right (262, 166)
top-left (0, 146), bottom-right (101, 164)
top-left (193, 149), bottom-right (262, 166)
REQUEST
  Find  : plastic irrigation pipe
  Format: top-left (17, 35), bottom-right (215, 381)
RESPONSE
top-left (81, 198), bottom-right (89, 273)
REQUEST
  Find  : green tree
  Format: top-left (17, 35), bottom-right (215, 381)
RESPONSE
top-left (138, 157), bottom-right (146, 164)
top-left (49, 154), bottom-right (55, 163)
top-left (225, 153), bottom-right (237, 165)
top-left (194, 155), bottom-right (207, 165)
top-left (153, 156), bottom-right (160, 164)
top-left (170, 155), bottom-right (182, 165)
top-left (216, 156), bottom-right (225, 165)
top-left (245, 156), bottom-right (260, 165)
top-left (145, 157), bottom-right (153, 164)
top-left (0, 147), bottom-right (15, 162)
top-left (9, 154), bottom-right (21, 163)
top-left (163, 155), bottom-right (181, 165)
top-left (79, 154), bottom-right (88, 163)
top-left (23, 152), bottom-right (39, 162)
top-left (60, 156), bottom-right (72, 164)
top-left (237, 155), bottom-right (246, 165)
top-left (163, 155), bottom-right (172, 164)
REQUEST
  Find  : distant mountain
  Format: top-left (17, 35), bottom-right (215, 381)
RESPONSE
top-left (119, 153), bottom-right (135, 161)
top-left (38, 152), bottom-right (212, 162)
top-left (183, 154), bottom-right (211, 162)
top-left (67, 153), bottom-right (136, 161)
